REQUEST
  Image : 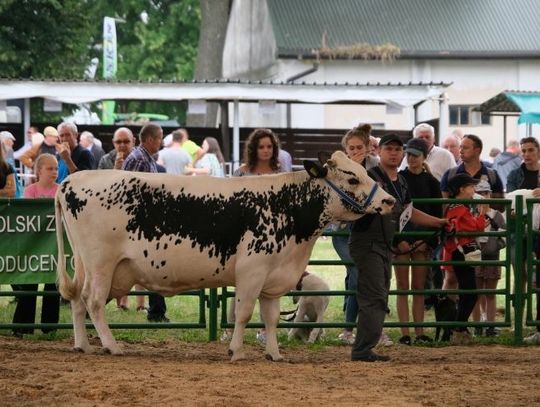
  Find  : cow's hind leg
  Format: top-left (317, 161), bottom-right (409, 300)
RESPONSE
top-left (259, 297), bottom-right (283, 361)
top-left (81, 268), bottom-right (122, 355)
top-left (70, 255), bottom-right (92, 353)
top-left (72, 296), bottom-right (92, 352)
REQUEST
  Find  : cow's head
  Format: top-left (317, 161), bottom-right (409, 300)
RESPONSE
top-left (304, 151), bottom-right (394, 221)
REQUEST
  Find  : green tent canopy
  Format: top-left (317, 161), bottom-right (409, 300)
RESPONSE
top-left (506, 92), bottom-right (540, 124)
top-left (477, 91), bottom-right (540, 124)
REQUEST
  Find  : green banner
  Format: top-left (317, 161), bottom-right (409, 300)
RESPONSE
top-left (0, 198), bottom-right (73, 284)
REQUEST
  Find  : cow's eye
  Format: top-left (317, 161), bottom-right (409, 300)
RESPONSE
top-left (348, 178), bottom-right (360, 185)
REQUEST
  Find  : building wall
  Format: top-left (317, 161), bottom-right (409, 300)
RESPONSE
top-left (222, 0), bottom-right (277, 79)
top-left (276, 58), bottom-right (540, 159)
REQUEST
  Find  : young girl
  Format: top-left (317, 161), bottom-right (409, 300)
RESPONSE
top-left (444, 173), bottom-right (487, 343)
top-left (23, 153), bottom-right (58, 198)
top-left (12, 153), bottom-right (60, 336)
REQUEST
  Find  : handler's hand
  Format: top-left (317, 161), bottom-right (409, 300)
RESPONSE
top-left (438, 218), bottom-right (450, 228)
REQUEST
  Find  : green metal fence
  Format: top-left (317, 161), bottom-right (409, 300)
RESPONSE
top-left (0, 197), bottom-right (536, 343)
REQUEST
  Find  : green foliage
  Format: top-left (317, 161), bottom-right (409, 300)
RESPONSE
top-left (0, 0), bottom-right (201, 122)
top-left (88, 0), bottom-right (201, 121)
top-left (0, 0), bottom-right (94, 79)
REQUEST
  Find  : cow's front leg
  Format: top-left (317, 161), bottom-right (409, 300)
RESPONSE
top-left (229, 294), bottom-right (258, 362)
top-left (259, 297), bottom-right (283, 361)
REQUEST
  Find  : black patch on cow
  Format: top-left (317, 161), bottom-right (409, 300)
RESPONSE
top-left (64, 186), bottom-right (88, 219)
top-left (90, 177), bottom-right (331, 267)
top-left (67, 175), bottom-right (346, 272)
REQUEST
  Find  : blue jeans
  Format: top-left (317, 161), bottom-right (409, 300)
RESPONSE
top-left (332, 235), bottom-right (358, 327)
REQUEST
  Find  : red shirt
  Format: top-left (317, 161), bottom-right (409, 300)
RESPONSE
top-left (444, 203), bottom-right (486, 255)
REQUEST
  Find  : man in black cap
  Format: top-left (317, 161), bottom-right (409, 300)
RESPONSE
top-left (350, 133), bottom-right (448, 362)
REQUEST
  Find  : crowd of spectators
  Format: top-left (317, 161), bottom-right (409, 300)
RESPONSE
top-left (3, 120), bottom-right (540, 357)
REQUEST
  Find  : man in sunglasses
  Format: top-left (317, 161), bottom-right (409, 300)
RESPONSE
top-left (98, 127), bottom-right (135, 170)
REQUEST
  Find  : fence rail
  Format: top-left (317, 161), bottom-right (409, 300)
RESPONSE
top-left (0, 196), bottom-right (536, 343)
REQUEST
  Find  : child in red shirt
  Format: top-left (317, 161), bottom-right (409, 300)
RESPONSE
top-left (444, 173), bottom-right (487, 343)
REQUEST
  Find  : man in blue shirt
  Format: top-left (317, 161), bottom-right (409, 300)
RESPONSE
top-left (440, 134), bottom-right (504, 199)
top-left (56, 122), bottom-right (95, 182)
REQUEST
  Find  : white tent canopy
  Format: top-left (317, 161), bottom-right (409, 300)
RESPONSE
top-left (0, 79), bottom-right (451, 167)
top-left (0, 79), bottom-right (450, 107)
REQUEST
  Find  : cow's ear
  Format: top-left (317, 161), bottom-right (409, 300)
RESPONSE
top-left (303, 160), bottom-right (328, 178)
top-left (317, 151), bottom-right (331, 165)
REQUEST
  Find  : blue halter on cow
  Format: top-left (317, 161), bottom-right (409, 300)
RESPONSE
top-left (55, 150), bottom-right (394, 361)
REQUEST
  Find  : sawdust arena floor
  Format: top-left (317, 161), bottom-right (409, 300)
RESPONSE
top-left (0, 335), bottom-right (539, 406)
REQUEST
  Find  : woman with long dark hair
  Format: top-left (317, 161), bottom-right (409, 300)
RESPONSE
top-left (233, 128), bottom-right (281, 176)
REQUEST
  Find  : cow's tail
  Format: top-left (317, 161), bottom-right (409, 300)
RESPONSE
top-left (55, 193), bottom-right (78, 300)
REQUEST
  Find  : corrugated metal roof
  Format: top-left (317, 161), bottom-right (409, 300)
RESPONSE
top-left (0, 78), bottom-right (450, 87)
top-left (267, 0), bottom-right (540, 58)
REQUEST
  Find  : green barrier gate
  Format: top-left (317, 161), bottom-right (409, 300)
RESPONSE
top-left (0, 197), bottom-right (533, 343)
top-left (0, 198), bottom-right (210, 335)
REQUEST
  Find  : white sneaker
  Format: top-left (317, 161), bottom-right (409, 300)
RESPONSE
top-left (524, 332), bottom-right (540, 344)
top-left (338, 331), bottom-right (356, 345)
top-left (377, 331), bottom-right (394, 347)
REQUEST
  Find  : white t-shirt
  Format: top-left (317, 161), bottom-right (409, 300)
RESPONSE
top-left (158, 147), bottom-right (191, 175)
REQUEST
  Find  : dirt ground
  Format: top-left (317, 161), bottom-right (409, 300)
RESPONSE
top-left (0, 335), bottom-right (539, 407)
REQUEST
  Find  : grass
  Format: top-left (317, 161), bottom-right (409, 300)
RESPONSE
top-left (0, 238), bottom-right (535, 347)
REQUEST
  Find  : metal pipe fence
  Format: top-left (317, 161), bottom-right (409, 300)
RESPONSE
top-left (0, 196), bottom-right (536, 343)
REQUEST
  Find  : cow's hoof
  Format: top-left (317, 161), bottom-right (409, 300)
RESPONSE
top-left (265, 353), bottom-right (284, 362)
top-left (73, 344), bottom-right (93, 353)
top-left (229, 350), bottom-right (246, 362)
top-left (102, 347), bottom-right (123, 356)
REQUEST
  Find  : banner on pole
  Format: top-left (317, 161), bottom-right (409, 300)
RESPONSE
top-left (102, 16), bottom-right (118, 125)
top-left (0, 199), bottom-right (73, 284)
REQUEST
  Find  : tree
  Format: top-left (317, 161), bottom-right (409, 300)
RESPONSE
top-left (187, 0), bottom-right (231, 127)
top-left (0, 0), bottom-right (94, 79)
top-left (0, 0), bottom-right (202, 123)
top-left (89, 0), bottom-right (201, 123)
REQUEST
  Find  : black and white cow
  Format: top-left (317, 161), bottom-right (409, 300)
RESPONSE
top-left (55, 151), bottom-right (394, 361)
